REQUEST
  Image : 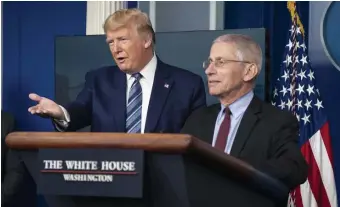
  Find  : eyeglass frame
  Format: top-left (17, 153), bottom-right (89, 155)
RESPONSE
top-left (202, 57), bottom-right (253, 69)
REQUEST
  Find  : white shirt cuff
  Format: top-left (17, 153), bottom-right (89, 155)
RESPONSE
top-left (53, 105), bottom-right (70, 131)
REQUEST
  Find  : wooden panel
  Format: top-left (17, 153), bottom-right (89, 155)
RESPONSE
top-left (5, 132), bottom-right (192, 152)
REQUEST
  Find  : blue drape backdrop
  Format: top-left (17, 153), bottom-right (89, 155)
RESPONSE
top-left (2, 2), bottom-right (87, 206)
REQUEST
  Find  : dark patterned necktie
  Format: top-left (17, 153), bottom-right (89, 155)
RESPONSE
top-left (126, 73), bottom-right (142, 133)
top-left (215, 108), bottom-right (231, 151)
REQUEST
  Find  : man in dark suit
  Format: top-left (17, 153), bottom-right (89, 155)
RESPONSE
top-left (28, 8), bottom-right (206, 133)
top-left (26, 8), bottom-right (206, 207)
top-left (181, 34), bottom-right (308, 193)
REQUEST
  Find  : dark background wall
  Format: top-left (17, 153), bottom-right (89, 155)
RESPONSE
top-left (3, 1), bottom-right (340, 206)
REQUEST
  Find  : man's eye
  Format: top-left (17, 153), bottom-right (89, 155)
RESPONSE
top-left (118, 38), bottom-right (128, 41)
top-left (216, 61), bottom-right (224, 66)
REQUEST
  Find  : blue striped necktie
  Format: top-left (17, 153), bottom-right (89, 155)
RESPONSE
top-left (126, 73), bottom-right (143, 133)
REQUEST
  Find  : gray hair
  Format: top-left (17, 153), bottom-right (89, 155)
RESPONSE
top-left (213, 34), bottom-right (263, 73)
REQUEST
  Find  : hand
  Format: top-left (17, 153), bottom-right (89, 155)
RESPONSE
top-left (28, 93), bottom-right (64, 120)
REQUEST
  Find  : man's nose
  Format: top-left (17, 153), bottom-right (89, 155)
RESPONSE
top-left (205, 63), bottom-right (215, 75)
top-left (111, 43), bottom-right (122, 53)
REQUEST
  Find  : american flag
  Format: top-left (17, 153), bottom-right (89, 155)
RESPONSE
top-left (271, 4), bottom-right (337, 207)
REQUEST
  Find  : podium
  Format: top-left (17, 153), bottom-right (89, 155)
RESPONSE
top-left (6, 132), bottom-right (289, 207)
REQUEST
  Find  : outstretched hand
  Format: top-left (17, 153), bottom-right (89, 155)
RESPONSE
top-left (28, 93), bottom-right (64, 120)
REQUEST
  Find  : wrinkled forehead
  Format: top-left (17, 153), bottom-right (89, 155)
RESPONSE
top-left (209, 42), bottom-right (238, 60)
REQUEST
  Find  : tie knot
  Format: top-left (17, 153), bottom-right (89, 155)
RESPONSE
top-left (132, 73), bottom-right (142, 81)
top-left (224, 107), bottom-right (231, 116)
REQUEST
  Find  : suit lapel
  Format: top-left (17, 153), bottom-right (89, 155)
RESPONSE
top-left (144, 60), bottom-right (173, 133)
top-left (201, 104), bottom-right (221, 144)
top-left (229, 96), bottom-right (262, 157)
top-left (107, 69), bottom-right (127, 132)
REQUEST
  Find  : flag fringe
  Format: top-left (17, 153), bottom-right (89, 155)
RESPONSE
top-left (287, 1), bottom-right (305, 37)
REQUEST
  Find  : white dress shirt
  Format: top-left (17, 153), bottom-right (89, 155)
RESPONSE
top-left (55, 54), bottom-right (157, 133)
top-left (125, 55), bottom-right (157, 133)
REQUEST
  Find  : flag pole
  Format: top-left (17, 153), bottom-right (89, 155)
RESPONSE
top-left (287, 3), bottom-right (302, 206)
top-left (287, 2), bottom-right (299, 116)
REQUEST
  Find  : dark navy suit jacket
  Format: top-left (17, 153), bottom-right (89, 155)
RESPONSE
top-left (59, 59), bottom-right (206, 207)
top-left (63, 59), bottom-right (206, 133)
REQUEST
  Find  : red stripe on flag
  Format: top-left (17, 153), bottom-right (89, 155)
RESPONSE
top-left (320, 122), bottom-right (334, 167)
top-left (292, 185), bottom-right (304, 207)
top-left (301, 141), bottom-right (331, 207)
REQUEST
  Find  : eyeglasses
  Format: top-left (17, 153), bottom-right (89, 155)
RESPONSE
top-left (202, 58), bottom-right (252, 69)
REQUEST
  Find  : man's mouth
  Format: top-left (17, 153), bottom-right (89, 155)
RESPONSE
top-left (116, 57), bottom-right (127, 63)
top-left (208, 80), bottom-right (220, 84)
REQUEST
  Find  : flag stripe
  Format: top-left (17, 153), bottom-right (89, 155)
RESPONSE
top-left (319, 123), bottom-right (334, 167)
top-left (309, 128), bottom-right (337, 207)
top-left (300, 179), bottom-right (318, 207)
top-left (293, 186), bottom-right (304, 207)
top-left (302, 141), bottom-right (331, 207)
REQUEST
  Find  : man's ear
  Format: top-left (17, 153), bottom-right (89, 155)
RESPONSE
top-left (243, 63), bottom-right (258, 82)
top-left (143, 34), bottom-right (152, 49)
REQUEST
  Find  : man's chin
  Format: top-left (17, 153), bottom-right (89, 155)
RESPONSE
top-left (208, 90), bottom-right (219, 97)
top-left (117, 65), bottom-right (132, 73)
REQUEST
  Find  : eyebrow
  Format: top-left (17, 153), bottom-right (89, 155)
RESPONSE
top-left (106, 36), bottom-right (129, 43)
top-left (209, 57), bottom-right (226, 61)
top-left (106, 39), bottom-right (113, 44)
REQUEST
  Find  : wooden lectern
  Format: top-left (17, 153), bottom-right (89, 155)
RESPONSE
top-left (6, 132), bottom-right (289, 207)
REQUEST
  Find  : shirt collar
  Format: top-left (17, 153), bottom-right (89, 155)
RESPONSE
top-left (220, 90), bottom-right (254, 118)
top-left (126, 54), bottom-right (157, 82)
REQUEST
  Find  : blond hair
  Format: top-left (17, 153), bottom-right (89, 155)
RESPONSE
top-left (103, 8), bottom-right (155, 44)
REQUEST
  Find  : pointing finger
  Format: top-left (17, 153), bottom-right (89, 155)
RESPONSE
top-left (29, 93), bottom-right (42, 102)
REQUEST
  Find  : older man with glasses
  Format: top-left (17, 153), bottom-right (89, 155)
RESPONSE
top-left (181, 34), bottom-right (308, 204)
